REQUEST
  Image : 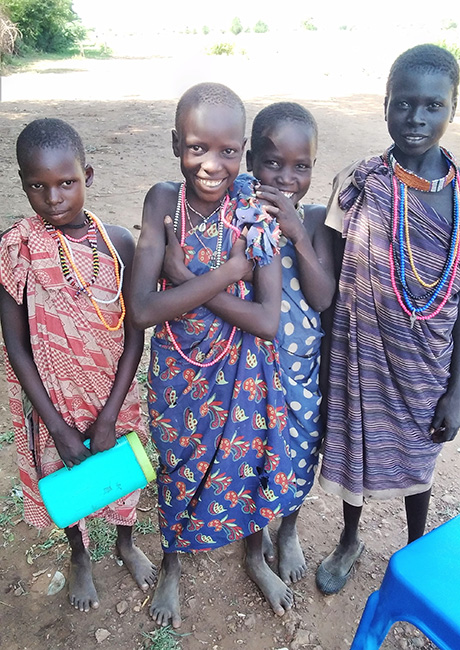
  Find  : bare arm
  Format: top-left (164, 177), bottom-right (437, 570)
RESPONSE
top-left (130, 183), bottom-right (250, 330)
top-left (161, 215), bottom-right (281, 340)
top-left (87, 226), bottom-right (145, 453)
top-left (0, 286), bottom-right (91, 467)
top-left (255, 187), bottom-right (335, 312)
top-left (431, 310), bottom-right (460, 443)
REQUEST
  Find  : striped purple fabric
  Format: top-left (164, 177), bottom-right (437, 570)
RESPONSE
top-left (319, 155), bottom-right (460, 506)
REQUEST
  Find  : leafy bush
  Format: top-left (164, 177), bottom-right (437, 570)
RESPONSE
top-left (302, 18), bottom-right (317, 31)
top-left (208, 42), bottom-right (234, 56)
top-left (254, 20), bottom-right (268, 33)
top-left (202, 25), bottom-right (210, 35)
top-left (436, 39), bottom-right (460, 59)
top-left (2, 0), bottom-right (86, 53)
top-left (230, 17), bottom-right (242, 35)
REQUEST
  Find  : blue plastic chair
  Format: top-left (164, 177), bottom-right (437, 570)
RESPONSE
top-left (350, 515), bottom-right (460, 650)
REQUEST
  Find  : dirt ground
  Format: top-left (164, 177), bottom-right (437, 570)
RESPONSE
top-left (1, 59), bottom-right (460, 650)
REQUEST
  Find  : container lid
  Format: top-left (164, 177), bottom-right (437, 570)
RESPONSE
top-left (125, 431), bottom-right (156, 482)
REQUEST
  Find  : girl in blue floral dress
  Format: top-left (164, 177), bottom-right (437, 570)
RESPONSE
top-left (131, 84), bottom-right (296, 628)
top-left (247, 102), bottom-right (335, 585)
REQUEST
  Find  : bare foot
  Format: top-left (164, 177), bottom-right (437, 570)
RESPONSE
top-left (278, 525), bottom-right (307, 584)
top-left (245, 555), bottom-right (293, 616)
top-left (150, 553), bottom-right (182, 628)
top-left (262, 526), bottom-right (275, 563)
top-left (68, 549), bottom-right (100, 612)
top-left (116, 541), bottom-right (157, 591)
top-left (321, 539), bottom-right (364, 576)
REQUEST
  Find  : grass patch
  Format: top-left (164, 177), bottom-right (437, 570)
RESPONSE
top-left (0, 429), bottom-right (14, 449)
top-left (135, 517), bottom-right (157, 535)
top-left (0, 484), bottom-right (24, 545)
top-left (87, 518), bottom-right (118, 561)
top-left (26, 527), bottom-right (68, 564)
top-left (141, 626), bottom-right (188, 650)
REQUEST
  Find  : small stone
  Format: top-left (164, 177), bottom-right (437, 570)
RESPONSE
top-left (133, 606), bottom-right (141, 612)
top-left (95, 628), bottom-right (111, 643)
top-left (116, 600), bottom-right (128, 615)
top-left (398, 639), bottom-right (408, 650)
top-left (187, 597), bottom-right (197, 609)
top-left (291, 628), bottom-right (314, 649)
top-left (47, 571), bottom-right (65, 596)
top-left (412, 639), bottom-right (424, 648)
top-left (244, 613), bottom-right (256, 629)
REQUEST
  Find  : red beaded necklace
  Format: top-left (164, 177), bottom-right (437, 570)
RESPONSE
top-left (162, 184), bottom-right (245, 368)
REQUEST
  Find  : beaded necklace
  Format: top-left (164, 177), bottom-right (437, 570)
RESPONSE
top-left (387, 154), bottom-right (460, 327)
top-left (42, 211), bottom-right (126, 331)
top-left (43, 212), bottom-right (99, 296)
top-left (388, 147), bottom-right (456, 192)
top-left (162, 182), bottom-right (245, 368)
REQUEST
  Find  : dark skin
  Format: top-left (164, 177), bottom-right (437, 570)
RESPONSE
top-left (131, 101), bottom-right (293, 628)
top-left (246, 118), bottom-right (335, 584)
top-left (318, 69), bottom-right (460, 591)
top-left (1, 145), bottom-right (156, 611)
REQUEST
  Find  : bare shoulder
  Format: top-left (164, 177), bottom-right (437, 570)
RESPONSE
top-left (143, 181), bottom-right (181, 220)
top-left (101, 223), bottom-right (135, 261)
top-left (302, 204), bottom-right (327, 238)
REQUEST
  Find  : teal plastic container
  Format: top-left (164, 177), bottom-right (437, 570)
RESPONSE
top-left (38, 432), bottom-right (156, 529)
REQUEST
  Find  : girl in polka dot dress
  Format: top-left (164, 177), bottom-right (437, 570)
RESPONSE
top-left (247, 102), bottom-right (335, 584)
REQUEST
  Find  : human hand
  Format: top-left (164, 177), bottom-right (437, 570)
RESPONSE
top-left (228, 228), bottom-right (253, 282)
top-left (430, 390), bottom-right (460, 443)
top-left (256, 185), bottom-right (306, 243)
top-left (52, 423), bottom-right (92, 468)
top-left (162, 215), bottom-right (193, 285)
top-left (86, 415), bottom-right (117, 454)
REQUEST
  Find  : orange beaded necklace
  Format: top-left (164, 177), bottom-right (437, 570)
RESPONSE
top-left (43, 211), bottom-right (126, 331)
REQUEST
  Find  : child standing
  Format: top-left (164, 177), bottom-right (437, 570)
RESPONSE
top-left (0, 118), bottom-right (155, 611)
top-left (131, 83), bottom-right (296, 627)
top-left (247, 102), bottom-right (335, 584)
top-left (316, 44), bottom-right (460, 595)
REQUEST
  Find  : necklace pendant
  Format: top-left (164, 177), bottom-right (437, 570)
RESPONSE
top-left (198, 222), bottom-right (207, 233)
top-left (410, 311), bottom-right (417, 328)
top-left (209, 255), bottom-right (218, 270)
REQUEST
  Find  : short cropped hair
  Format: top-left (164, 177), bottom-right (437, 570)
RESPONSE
top-left (16, 118), bottom-right (86, 169)
top-left (250, 102), bottom-right (318, 156)
top-left (386, 44), bottom-right (460, 103)
top-left (175, 82), bottom-right (246, 131)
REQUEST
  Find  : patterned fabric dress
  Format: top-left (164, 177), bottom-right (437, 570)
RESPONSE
top-left (148, 176), bottom-right (296, 552)
top-left (0, 215), bottom-right (146, 541)
top-left (278, 207), bottom-right (323, 512)
top-left (319, 154), bottom-right (460, 506)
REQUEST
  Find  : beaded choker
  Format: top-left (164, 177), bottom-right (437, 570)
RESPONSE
top-left (162, 183), bottom-right (245, 368)
top-left (387, 147), bottom-right (455, 192)
top-left (42, 211), bottom-right (126, 331)
top-left (387, 151), bottom-right (460, 327)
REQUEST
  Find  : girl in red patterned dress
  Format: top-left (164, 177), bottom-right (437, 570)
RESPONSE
top-left (0, 118), bottom-right (155, 612)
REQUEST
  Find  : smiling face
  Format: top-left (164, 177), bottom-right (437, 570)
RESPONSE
top-left (19, 146), bottom-right (94, 227)
top-left (172, 103), bottom-right (246, 212)
top-left (248, 121), bottom-right (317, 206)
top-left (385, 69), bottom-right (457, 161)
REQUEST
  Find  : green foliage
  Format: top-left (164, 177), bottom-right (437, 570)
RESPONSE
top-left (142, 627), bottom-right (188, 650)
top-left (230, 16), bottom-right (243, 36)
top-left (254, 20), bottom-right (268, 34)
top-left (87, 518), bottom-right (117, 561)
top-left (0, 429), bottom-right (14, 449)
top-left (302, 18), bottom-right (317, 31)
top-left (442, 19), bottom-right (458, 30)
top-left (2, 0), bottom-right (86, 53)
top-left (208, 42), bottom-right (234, 56)
top-left (436, 39), bottom-right (460, 59)
top-left (202, 25), bottom-right (210, 35)
top-left (0, 484), bottom-right (23, 545)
